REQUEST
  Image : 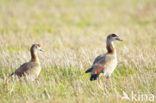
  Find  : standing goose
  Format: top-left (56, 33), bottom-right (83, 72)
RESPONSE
top-left (85, 34), bottom-right (122, 83)
top-left (10, 44), bottom-right (43, 81)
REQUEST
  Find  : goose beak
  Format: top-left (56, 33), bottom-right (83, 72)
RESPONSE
top-left (39, 48), bottom-right (44, 52)
top-left (116, 37), bottom-right (123, 41)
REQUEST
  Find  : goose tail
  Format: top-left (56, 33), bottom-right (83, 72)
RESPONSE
top-left (85, 68), bottom-right (93, 73)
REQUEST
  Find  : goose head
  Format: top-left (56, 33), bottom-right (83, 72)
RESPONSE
top-left (107, 33), bottom-right (123, 42)
top-left (30, 43), bottom-right (43, 54)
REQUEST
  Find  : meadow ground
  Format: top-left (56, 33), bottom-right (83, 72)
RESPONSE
top-left (0, 0), bottom-right (156, 103)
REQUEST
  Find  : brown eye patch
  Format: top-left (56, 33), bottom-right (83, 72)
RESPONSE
top-left (112, 34), bottom-right (117, 37)
top-left (37, 44), bottom-right (40, 47)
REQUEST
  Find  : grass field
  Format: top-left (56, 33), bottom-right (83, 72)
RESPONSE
top-left (0, 0), bottom-right (156, 103)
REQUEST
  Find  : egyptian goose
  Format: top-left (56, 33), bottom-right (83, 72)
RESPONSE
top-left (10, 44), bottom-right (43, 81)
top-left (85, 34), bottom-right (122, 83)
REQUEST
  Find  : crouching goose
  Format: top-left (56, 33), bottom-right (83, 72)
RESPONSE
top-left (85, 34), bottom-right (122, 84)
top-left (10, 44), bottom-right (43, 81)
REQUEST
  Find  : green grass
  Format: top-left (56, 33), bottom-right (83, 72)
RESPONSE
top-left (0, 0), bottom-right (156, 102)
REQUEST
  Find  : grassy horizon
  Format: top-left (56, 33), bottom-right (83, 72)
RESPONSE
top-left (0, 0), bottom-right (156, 103)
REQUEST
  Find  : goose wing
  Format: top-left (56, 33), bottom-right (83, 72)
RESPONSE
top-left (10, 62), bottom-right (38, 77)
top-left (90, 54), bottom-right (113, 80)
top-left (85, 55), bottom-right (103, 73)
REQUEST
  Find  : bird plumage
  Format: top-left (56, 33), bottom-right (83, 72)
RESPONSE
top-left (10, 44), bottom-right (42, 81)
top-left (86, 34), bottom-right (122, 81)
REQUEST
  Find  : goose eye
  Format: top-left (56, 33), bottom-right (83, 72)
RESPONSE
top-left (112, 34), bottom-right (116, 37)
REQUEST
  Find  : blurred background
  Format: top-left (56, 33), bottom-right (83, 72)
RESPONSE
top-left (0, 0), bottom-right (156, 102)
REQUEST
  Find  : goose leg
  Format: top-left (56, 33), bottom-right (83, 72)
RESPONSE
top-left (97, 77), bottom-right (101, 85)
top-left (106, 76), bottom-right (110, 88)
top-left (98, 77), bottom-right (104, 90)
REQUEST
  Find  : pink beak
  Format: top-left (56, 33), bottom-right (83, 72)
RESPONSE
top-left (116, 37), bottom-right (123, 41)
